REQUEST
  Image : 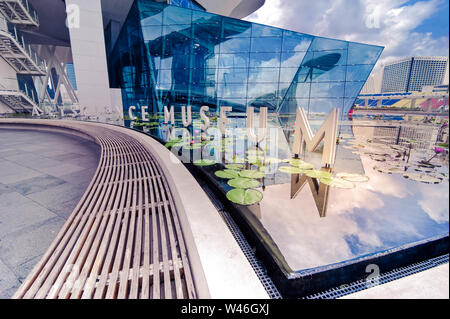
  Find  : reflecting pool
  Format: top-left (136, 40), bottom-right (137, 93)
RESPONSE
top-left (130, 113), bottom-right (449, 296)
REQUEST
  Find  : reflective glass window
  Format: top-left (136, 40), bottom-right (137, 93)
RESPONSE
top-left (282, 31), bottom-right (313, 51)
top-left (252, 24), bottom-right (282, 37)
top-left (248, 68), bottom-right (279, 83)
top-left (220, 37), bottom-right (251, 53)
top-left (222, 18), bottom-right (252, 38)
top-left (163, 5), bottom-right (192, 25)
top-left (251, 37), bottom-right (282, 53)
top-left (347, 42), bottom-right (383, 64)
top-left (249, 52), bottom-right (281, 68)
top-left (218, 53), bottom-right (249, 68)
top-left (346, 64), bottom-right (373, 81)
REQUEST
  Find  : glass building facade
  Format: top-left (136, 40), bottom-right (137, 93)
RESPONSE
top-left (108, 0), bottom-right (383, 125)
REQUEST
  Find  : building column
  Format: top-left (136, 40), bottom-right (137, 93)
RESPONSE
top-left (65, 0), bottom-right (123, 123)
top-left (410, 98), bottom-right (416, 109)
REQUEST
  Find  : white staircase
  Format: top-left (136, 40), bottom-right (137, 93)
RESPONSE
top-left (0, 0), bottom-right (39, 26)
top-left (0, 88), bottom-right (42, 114)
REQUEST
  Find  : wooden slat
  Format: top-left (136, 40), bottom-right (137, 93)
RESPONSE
top-left (10, 123), bottom-right (197, 299)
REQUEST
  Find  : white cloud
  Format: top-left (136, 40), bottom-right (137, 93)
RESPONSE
top-left (245, 0), bottom-right (449, 71)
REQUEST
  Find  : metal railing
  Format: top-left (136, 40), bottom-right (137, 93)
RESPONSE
top-left (0, 16), bottom-right (46, 72)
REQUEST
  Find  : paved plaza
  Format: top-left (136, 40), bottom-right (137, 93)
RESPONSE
top-left (0, 129), bottom-right (100, 298)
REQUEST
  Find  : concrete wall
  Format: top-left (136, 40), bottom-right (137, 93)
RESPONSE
top-left (65, 0), bottom-right (121, 122)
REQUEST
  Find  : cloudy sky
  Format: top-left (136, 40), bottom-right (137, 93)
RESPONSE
top-left (245, 0), bottom-right (449, 71)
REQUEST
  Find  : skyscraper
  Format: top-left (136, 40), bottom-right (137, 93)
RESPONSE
top-left (381, 56), bottom-right (449, 93)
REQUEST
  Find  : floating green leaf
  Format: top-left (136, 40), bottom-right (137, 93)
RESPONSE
top-left (239, 170), bottom-right (265, 179)
top-left (228, 178), bottom-right (260, 189)
top-left (279, 166), bottom-right (307, 174)
top-left (319, 177), bottom-right (355, 189)
top-left (373, 165), bottom-right (404, 174)
top-left (336, 173), bottom-right (370, 182)
top-left (403, 172), bottom-right (443, 184)
top-left (215, 169), bottom-right (240, 179)
top-left (193, 159), bottom-right (216, 166)
top-left (305, 170), bottom-right (333, 179)
top-left (226, 188), bottom-right (263, 205)
top-left (225, 163), bottom-right (245, 170)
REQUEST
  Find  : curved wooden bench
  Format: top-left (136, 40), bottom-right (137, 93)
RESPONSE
top-left (4, 122), bottom-right (196, 299)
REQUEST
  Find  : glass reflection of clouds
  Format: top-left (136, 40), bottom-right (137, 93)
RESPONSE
top-left (109, 0), bottom-right (383, 119)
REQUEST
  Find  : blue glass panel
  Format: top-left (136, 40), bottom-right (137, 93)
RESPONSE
top-left (279, 68), bottom-right (298, 83)
top-left (162, 5), bottom-right (192, 25)
top-left (142, 25), bottom-right (162, 41)
top-left (249, 52), bottom-right (281, 68)
top-left (217, 68), bottom-right (248, 83)
top-left (217, 83), bottom-right (247, 98)
top-left (310, 82), bottom-right (345, 98)
top-left (308, 98), bottom-right (343, 114)
top-left (281, 51), bottom-right (307, 68)
top-left (309, 37), bottom-right (348, 51)
top-left (312, 65), bottom-right (346, 82)
top-left (222, 18), bottom-right (252, 38)
top-left (192, 23), bottom-right (220, 41)
top-left (344, 81), bottom-right (365, 97)
top-left (252, 24), bottom-right (282, 37)
top-left (138, 1), bottom-right (165, 23)
top-left (346, 64), bottom-right (373, 81)
top-left (248, 68), bottom-right (279, 83)
top-left (251, 37), bottom-right (282, 53)
top-left (192, 9), bottom-right (220, 25)
top-left (347, 42), bottom-right (383, 65)
top-left (218, 53), bottom-right (249, 68)
top-left (282, 31), bottom-right (313, 51)
top-left (220, 37), bottom-right (251, 53)
top-left (293, 83), bottom-right (310, 98)
top-left (247, 83), bottom-right (279, 99)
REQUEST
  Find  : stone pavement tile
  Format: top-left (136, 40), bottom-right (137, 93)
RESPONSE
top-left (48, 152), bottom-right (87, 162)
top-left (11, 255), bottom-right (41, 284)
top-left (9, 174), bottom-right (66, 196)
top-left (3, 153), bottom-right (62, 170)
top-left (26, 182), bottom-right (86, 214)
top-left (36, 163), bottom-right (87, 178)
top-left (57, 155), bottom-right (100, 170)
top-left (0, 258), bottom-right (20, 299)
top-left (59, 167), bottom-right (97, 186)
top-left (0, 192), bottom-right (57, 238)
top-left (0, 217), bottom-right (65, 269)
top-left (0, 183), bottom-right (13, 196)
top-left (0, 163), bottom-right (44, 185)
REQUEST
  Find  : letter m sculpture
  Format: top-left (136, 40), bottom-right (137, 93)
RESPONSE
top-left (292, 107), bottom-right (339, 167)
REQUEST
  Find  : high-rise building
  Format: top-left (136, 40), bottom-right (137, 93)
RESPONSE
top-left (0, 0), bottom-right (382, 122)
top-left (381, 56), bottom-right (449, 93)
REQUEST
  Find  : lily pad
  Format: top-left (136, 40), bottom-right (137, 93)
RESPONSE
top-left (336, 173), bottom-right (370, 182)
top-left (225, 163), bottom-right (245, 170)
top-left (226, 188), bottom-right (263, 206)
top-left (279, 166), bottom-right (307, 174)
top-left (228, 178), bottom-right (260, 189)
top-left (193, 159), bottom-right (216, 166)
top-left (290, 160), bottom-right (314, 170)
top-left (305, 170), bottom-right (333, 179)
top-left (403, 172), bottom-right (443, 184)
top-left (215, 169), bottom-right (240, 179)
top-left (373, 165), bottom-right (405, 174)
top-left (239, 170), bottom-right (265, 179)
top-left (319, 177), bottom-right (355, 189)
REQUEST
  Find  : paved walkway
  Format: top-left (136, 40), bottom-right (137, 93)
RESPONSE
top-left (342, 263), bottom-right (449, 299)
top-left (0, 129), bottom-right (99, 298)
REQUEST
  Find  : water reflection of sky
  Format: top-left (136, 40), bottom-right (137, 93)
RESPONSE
top-left (256, 136), bottom-right (449, 275)
top-left (135, 116), bottom-right (449, 276)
